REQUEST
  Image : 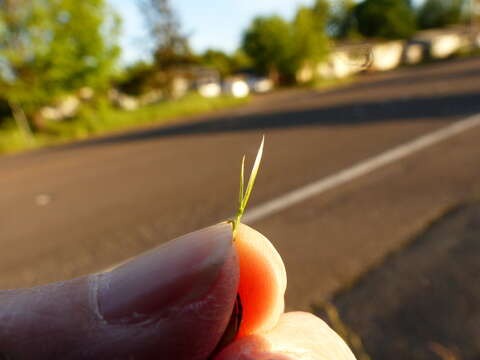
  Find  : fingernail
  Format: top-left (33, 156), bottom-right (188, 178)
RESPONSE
top-left (96, 223), bottom-right (233, 323)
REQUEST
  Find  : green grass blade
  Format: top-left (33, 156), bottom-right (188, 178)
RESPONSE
top-left (231, 136), bottom-right (264, 236)
top-left (241, 136), bottom-right (264, 211)
top-left (239, 155), bottom-right (245, 207)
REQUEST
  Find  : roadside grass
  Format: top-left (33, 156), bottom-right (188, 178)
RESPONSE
top-left (0, 93), bottom-right (249, 154)
top-left (0, 123), bottom-right (38, 154)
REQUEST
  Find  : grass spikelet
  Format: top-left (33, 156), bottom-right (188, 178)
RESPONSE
top-left (230, 136), bottom-right (264, 237)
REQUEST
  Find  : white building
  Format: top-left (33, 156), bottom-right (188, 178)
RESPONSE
top-left (404, 43), bottom-right (425, 64)
top-left (410, 26), bottom-right (476, 59)
top-left (299, 43), bottom-right (370, 81)
top-left (368, 40), bottom-right (405, 71)
top-left (302, 40), bottom-right (405, 81)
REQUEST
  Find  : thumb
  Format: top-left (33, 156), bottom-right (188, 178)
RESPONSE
top-left (0, 223), bottom-right (239, 360)
top-left (214, 312), bottom-right (357, 360)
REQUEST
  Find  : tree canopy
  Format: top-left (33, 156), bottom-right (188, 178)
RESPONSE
top-left (242, 15), bottom-right (295, 82)
top-left (354, 0), bottom-right (417, 39)
top-left (292, 2), bottom-right (331, 68)
top-left (139, 0), bottom-right (196, 68)
top-left (242, 1), bottom-right (331, 84)
top-left (139, 0), bottom-right (196, 96)
top-left (417, 0), bottom-right (466, 29)
top-left (0, 0), bottom-right (120, 120)
top-left (328, 0), bottom-right (360, 39)
top-left (201, 49), bottom-right (233, 76)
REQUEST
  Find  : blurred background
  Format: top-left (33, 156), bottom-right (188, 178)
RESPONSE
top-left (1, 0), bottom-right (480, 358)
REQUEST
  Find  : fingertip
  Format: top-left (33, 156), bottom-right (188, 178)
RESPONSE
top-left (233, 223), bottom-right (287, 336)
top-left (235, 223), bottom-right (287, 287)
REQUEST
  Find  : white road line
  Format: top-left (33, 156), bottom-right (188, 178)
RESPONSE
top-left (243, 113), bottom-right (480, 224)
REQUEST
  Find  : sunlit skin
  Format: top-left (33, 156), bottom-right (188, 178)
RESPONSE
top-left (0, 222), bottom-right (356, 359)
top-left (215, 312), bottom-right (357, 360)
top-left (216, 223), bottom-right (356, 360)
top-left (233, 224), bottom-right (286, 337)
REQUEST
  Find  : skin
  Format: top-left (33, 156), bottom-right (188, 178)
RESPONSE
top-left (0, 223), bottom-right (356, 359)
top-left (234, 223), bottom-right (287, 337)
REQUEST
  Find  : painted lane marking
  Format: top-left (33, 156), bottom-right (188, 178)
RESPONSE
top-left (243, 113), bottom-right (480, 224)
top-left (104, 114), bottom-right (480, 272)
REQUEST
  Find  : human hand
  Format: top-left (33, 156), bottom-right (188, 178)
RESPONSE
top-left (0, 223), bottom-right (356, 359)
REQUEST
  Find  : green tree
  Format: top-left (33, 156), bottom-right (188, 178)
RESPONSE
top-left (354, 0), bottom-right (417, 39)
top-left (328, 0), bottom-right (360, 39)
top-left (115, 61), bottom-right (156, 96)
top-left (0, 0), bottom-right (120, 133)
top-left (230, 49), bottom-right (253, 72)
top-left (292, 2), bottom-right (331, 73)
top-left (139, 0), bottom-right (196, 95)
top-left (242, 15), bottom-right (295, 83)
top-left (417, 0), bottom-right (465, 29)
top-left (201, 49), bottom-right (233, 76)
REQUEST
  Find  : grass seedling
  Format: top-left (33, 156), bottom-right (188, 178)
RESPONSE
top-left (230, 136), bottom-right (264, 237)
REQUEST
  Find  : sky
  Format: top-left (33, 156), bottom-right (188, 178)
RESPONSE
top-left (108, 0), bottom-right (315, 65)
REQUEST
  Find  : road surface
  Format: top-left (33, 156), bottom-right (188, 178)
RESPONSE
top-left (327, 203), bottom-right (480, 359)
top-left (1, 57), bottom-right (480, 320)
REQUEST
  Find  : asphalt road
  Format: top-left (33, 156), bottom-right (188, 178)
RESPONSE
top-left (327, 203), bottom-right (480, 359)
top-left (1, 56), bottom-right (480, 319)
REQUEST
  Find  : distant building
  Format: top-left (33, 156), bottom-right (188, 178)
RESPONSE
top-left (297, 44), bottom-right (368, 82)
top-left (318, 43), bottom-right (370, 79)
top-left (246, 76), bottom-right (274, 93)
top-left (170, 76), bottom-right (190, 99)
top-left (302, 40), bottom-right (405, 81)
top-left (193, 66), bottom-right (222, 98)
top-left (368, 40), bottom-right (405, 71)
top-left (192, 66), bottom-right (221, 85)
top-left (403, 42), bottom-right (425, 64)
top-left (410, 26), bottom-right (477, 59)
top-left (299, 26), bottom-right (480, 83)
top-left (137, 66), bottom-right (221, 100)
